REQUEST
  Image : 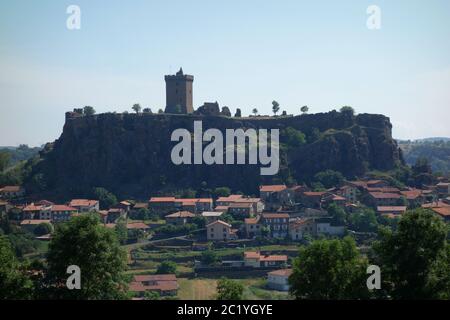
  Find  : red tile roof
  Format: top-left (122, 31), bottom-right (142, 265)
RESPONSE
top-left (369, 192), bottom-right (401, 199)
top-left (69, 199), bottom-right (98, 207)
top-left (149, 197), bottom-right (176, 203)
top-left (216, 195), bottom-right (243, 202)
top-left (21, 219), bottom-right (51, 225)
top-left (0, 186), bottom-right (22, 192)
top-left (260, 255), bottom-right (288, 262)
top-left (206, 220), bottom-right (232, 228)
top-left (377, 206), bottom-right (407, 213)
top-left (244, 217), bottom-right (260, 224)
top-left (262, 213), bottom-right (290, 219)
top-left (23, 204), bottom-right (44, 211)
top-left (165, 211), bottom-right (195, 218)
top-left (268, 269), bottom-right (293, 277)
top-left (260, 185), bottom-right (287, 192)
top-left (431, 207), bottom-right (450, 217)
top-left (51, 205), bottom-right (77, 212)
top-left (127, 222), bottom-right (149, 229)
top-left (400, 190), bottom-right (422, 200)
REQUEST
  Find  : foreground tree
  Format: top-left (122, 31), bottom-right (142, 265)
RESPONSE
top-left (289, 237), bottom-right (369, 299)
top-left (0, 236), bottom-right (33, 299)
top-left (216, 278), bottom-right (244, 300)
top-left (45, 214), bottom-right (128, 299)
top-left (373, 208), bottom-right (450, 299)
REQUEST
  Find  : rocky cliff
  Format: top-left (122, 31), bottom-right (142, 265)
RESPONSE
top-left (26, 111), bottom-right (403, 199)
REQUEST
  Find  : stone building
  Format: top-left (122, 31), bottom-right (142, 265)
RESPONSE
top-left (164, 68), bottom-right (194, 114)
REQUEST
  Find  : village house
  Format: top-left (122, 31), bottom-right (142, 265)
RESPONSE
top-left (261, 213), bottom-right (290, 238)
top-left (113, 201), bottom-right (132, 213)
top-left (175, 198), bottom-right (213, 213)
top-left (129, 274), bottom-right (178, 297)
top-left (289, 218), bottom-right (315, 241)
top-left (0, 200), bottom-right (13, 213)
top-left (259, 185), bottom-right (287, 203)
top-left (165, 211), bottom-right (196, 225)
top-left (267, 269), bottom-right (292, 291)
top-left (148, 197), bottom-right (213, 215)
top-left (322, 193), bottom-right (346, 207)
top-left (315, 217), bottom-right (346, 236)
top-left (68, 199), bottom-right (99, 212)
top-left (367, 192), bottom-right (402, 207)
top-left (436, 182), bottom-right (450, 198)
top-left (430, 206), bottom-right (450, 222)
top-left (0, 185), bottom-right (25, 198)
top-left (216, 194), bottom-right (244, 206)
top-left (132, 202), bottom-right (149, 211)
top-left (106, 208), bottom-right (126, 223)
top-left (228, 202), bottom-right (255, 218)
top-left (206, 220), bottom-right (237, 241)
top-left (51, 205), bottom-right (78, 222)
top-left (201, 211), bottom-right (223, 224)
top-left (400, 189), bottom-right (424, 207)
top-left (214, 205), bottom-right (229, 214)
top-left (148, 197), bottom-right (177, 215)
top-left (22, 203), bottom-right (48, 220)
top-left (377, 206), bottom-right (407, 217)
top-left (127, 222), bottom-right (151, 233)
top-left (243, 251), bottom-right (288, 268)
top-left (337, 185), bottom-right (358, 203)
top-left (20, 219), bottom-right (52, 232)
top-left (244, 216), bottom-right (262, 238)
top-left (300, 191), bottom-right (326, 209)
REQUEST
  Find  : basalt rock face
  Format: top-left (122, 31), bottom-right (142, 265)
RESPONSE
top-left (27, 111), bottom-right (403, 199)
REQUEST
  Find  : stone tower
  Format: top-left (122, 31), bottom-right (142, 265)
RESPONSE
top-left (164, 68), bottom-right (194, 114)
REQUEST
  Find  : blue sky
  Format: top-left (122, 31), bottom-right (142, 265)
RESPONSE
top-left (1, 0), bottom-right (449, 146)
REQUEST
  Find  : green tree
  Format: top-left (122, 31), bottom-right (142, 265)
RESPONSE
top-left (115, 218), bottom-right (128, 245)
top-left (282, 127), bottom-right (306, 147)
top-left (272, 100), bottom-right (280, 116)
top-left (33, 223), bottom-right (53, 236)
top-left (83, 106), bottom-right (96, 116)
top-left (234, 108), bottom-right (241, 117)
top-left (289, 237), bottom-right (369, 299)
top-left (340, 106), bottom-right (355, 117)
top-left (216, 277), bottom-right (244, 300)
top-left (132, 103), bottom-right (142, 114)
top-left (158, 108), bottom-right (164, 114)
top-left (300, 105), bottom-right (309, 114)
top-left (144, 290), bottom-right (160, 300)
top-left (314, 170), bottom-right (344, 189)
top-left (252, 108), bottom-right (258, 116)
top-left (373, 208), bottom-right (450, 299)
top-left (0, 151), bottom-right (11, 172)
top-left (347, 208), bottom-right (378, 232)
top-left (93, 187), bottom-right (118, 210)
top-left (201, 250), bottom-right (219, 266)
top-left (46, 214), bottom-right (128, 299)
top-left (213, 187), bottom-right (231, 198)
top-left (0, 236), bottom-right (33, 299)
top-left (156, 261), bottom-right (177, 274)
top-left (142, 107), bottom-right (152, 114)
top-left (327, 203), bottom-right (347, 225)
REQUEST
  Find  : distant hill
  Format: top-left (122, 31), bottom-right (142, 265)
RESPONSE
top-left (398, 139), bottom-right (450, 174)
top-left (0, 145), bottom-right (42, 168)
